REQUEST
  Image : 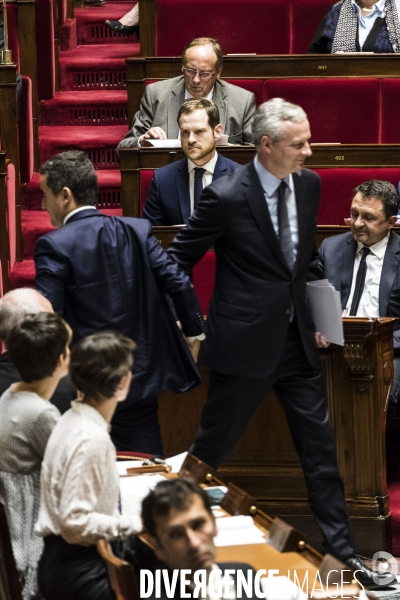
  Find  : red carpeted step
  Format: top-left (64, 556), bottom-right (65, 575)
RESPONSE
top-left (23, 170), bottom-right (122, 210)
top-left (41, 91), bottom-right (128, 126)
top-left (38, 125), bottom-right (128, 168)
top-left (60, 44), bottom-right (139, 90)
top-left (75, 4), bottom-right (138, 44)
top-left (9, 260), bottom-right (35, 289)
top-left (21, 207), bottom-right (124, 259)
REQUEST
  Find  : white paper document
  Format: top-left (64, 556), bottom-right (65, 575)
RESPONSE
top-left (119, 474), bottom-right (165, 517)
top-left (307, 279), bottom-right (344, 346)
top-left (142, 139), bottom-right (182, 148)
top-left (260, 576), bottom-right (307, 600)
top-left (165, 451), bottom-right (188, 473)
top-left (214, 515), bottom-right (266, 546)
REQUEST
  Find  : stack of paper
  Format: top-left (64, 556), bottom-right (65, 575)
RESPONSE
top-left (307, 279), bottom-right (344, 345)
top-left (214, 515), bottom-right (266, 546)
top-left (120, 474), bottom-right (166, 517)
top-left (260, 576), bottom-right (307, 600)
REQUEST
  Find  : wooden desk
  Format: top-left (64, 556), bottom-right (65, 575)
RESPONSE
top-left (120, 145), bottom-right (400, 217)
top-left (0, 153), bottom-right (9, 294)
top-left (158, 318), bottom-right (396, 557)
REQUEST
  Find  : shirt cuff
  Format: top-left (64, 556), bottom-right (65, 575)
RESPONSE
top-left (187, 334), bottom-right (206, 342)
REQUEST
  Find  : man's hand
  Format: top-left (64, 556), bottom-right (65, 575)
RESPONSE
top-left (315, 331), bottom-right (330, 348)
top-left (176, 321), bottom-right (201, 362)
top-left (140, 127), bottom-right (168, 144)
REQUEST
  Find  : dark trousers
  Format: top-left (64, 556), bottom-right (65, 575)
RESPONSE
top-left (191, 321), bottom-right (355, 560)
top-left (38, 535), bottom-right (115, 600)
top-left (110, 395), bottom-right (163, 455)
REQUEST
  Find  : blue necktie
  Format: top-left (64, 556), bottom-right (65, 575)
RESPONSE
top-left (193, 168), bottom-right (206, 211)
top-left (349, 246), bottom-right (371, 316)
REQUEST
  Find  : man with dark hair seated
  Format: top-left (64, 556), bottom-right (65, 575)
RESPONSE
top-left (0, 288), bottom-right (76, 414)
top-left (318, 179), bottom-right (400, 426)
top-left (116, 37), bottom-right (256, 158)
top-left (35, 150), bottom-right (205, 454)
top-left (143, 99), bottom-right (241, 225)
top-left (141, 479), bottom-right (258, 600)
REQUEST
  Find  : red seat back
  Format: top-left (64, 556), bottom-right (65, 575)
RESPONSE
top-left (381, 79), bottom-right (400, 143)
top-left (225, 79), bottom-right (265, 106)
top-left (265, 78), bottom-right (380, 143)
top-left (140, 169), bottom-right (154, 215)
top-left (291, 0), bottom-right (335, 53)
top-left (315, 168), bottom-right (400, 224)
top-left (154, 0), bottom-right (291, 56)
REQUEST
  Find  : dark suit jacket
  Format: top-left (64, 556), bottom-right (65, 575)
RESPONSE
top-left (168, 162), bottom-right (321, 379)
top-left (34, 209), bottom-right (205, 404)
top-left (142, 154), bottom-right (242, 225)
top-left (0, 352), bottom-right (76, 414)
top-left (318, 230), bottom-right (400, 350)
top-left (116, 77), bottom-right (256, 159)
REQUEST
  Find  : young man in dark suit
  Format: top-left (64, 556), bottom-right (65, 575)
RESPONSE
top-left (141, 478), bottom-right (258, 600)
top-left (318, 179), bottom-right (400, 425)
top-left (143, 99), bottom-right (241, 225)
top-left (167, 99), bottom-right (395, 589)
top-left (34, 150), bottom-right (205, 454)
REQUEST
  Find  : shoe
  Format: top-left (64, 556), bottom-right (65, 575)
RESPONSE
top-left (85, 0), bottom-right (107, 5)
top-left (105, 20), bottom-right (139, 38)
top-left (343, 555), bottom-right (397, 590)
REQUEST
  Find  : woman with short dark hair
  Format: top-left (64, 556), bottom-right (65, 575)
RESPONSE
top-left (36, 331), bottom-right (141, 600)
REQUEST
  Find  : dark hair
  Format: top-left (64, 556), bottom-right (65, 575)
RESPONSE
top-left (142, 478), bottom-right (212, 539)
top-left (177, 98), bottom-right (220, 130)
top-left (353, 180), bottom-right (399, 219)
top-left (69, 332), bottom-right (135, 402)
top-left (182, 37), bottom-right (223, 71)
top-left (39, 151), bottom-right (98, 206)
top-left (7, 313), bottom-right (71, 383)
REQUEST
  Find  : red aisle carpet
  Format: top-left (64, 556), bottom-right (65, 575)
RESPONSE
top-left (387, 430), bottom-right (400, 556)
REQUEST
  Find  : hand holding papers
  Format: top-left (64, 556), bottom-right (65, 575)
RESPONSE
top-left (141, 139), bottom-right (182, 148)
top-left (307, 280), bottom-right (344, 346)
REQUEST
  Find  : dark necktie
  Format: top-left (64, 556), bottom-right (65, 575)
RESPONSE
top-left (193, 167), bottom-right (206, 211)
top-left (277, 180), bottom-right (294, 270)
top-left (349, 246), bottom-right (371, 316)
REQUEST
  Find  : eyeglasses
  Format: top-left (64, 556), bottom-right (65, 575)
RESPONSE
top-left (182, 67), bottom-right (216, 80)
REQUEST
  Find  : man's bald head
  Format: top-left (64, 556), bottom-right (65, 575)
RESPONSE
top-left (0, 288), bottom-right (53, 346)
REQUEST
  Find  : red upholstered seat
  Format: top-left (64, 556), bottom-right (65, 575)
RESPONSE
top-left (291, 0), bottom-right (335, 54)
top-left (315, 168), bottom-right (400, 224)
top-left (19, 76), bottom-right (34, 184)
top-left (6, 163), bottom-right (16, 273)
top-left (264, 79), bottom-right (380, 143)
top-left (380, 80), bottom-right (400, 143)
top-left (154, 0), bottom-right (291, 56)
top-left (224, 79), bottom-right (265, 106)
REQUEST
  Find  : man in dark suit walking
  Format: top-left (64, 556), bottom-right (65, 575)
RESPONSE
top-left (143, 99), bottom-right (241, 225)
top-left (318, 179), bottom-right (400, 425)
top-left (34, 150), bottom-right (205, 454)
top-left (167, 99), bottom-right (394, 588)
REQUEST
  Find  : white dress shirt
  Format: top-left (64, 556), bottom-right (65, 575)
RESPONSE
top-left (35, 400), bottom-right (141, 545)
top-left (344, 234), bottom-right (389, 317)
top-left (63, 205), bottom-right (97, 225)
top-left (351, 0), bottom-right (386, 50)
top-left (188, 152), bottom-right (219, 215)
top-left (253, 156), bottom-right (299, 261)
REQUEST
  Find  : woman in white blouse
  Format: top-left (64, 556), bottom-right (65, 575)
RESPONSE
top-left (36, 332), bottom-right (142, 600)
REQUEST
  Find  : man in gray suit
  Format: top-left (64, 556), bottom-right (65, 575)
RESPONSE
top-left (116, 37), bottom-right (256, 159)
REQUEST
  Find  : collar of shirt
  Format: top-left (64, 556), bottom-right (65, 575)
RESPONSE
top-left (253, 155), bottom-right (294, 197)
top-left (356, 233), bottom-right (389, 260)
top-left (351, 0), bottom-right (386, 19)
top-left (63, 205), bottom-right (97, 225)
top-left (184, 87), bottom-right (214, 101)
top-left (188, 152), bottom-right (218, 176)
top-left (71, 399), bottom-right (110, 431)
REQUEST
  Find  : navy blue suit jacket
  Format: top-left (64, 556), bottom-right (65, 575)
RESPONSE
top-left (142, 153), bottom-right (241, 225)
top-left (34, 209), bottom-right (205, 403)
top-left (318, 230), bottom-right (400, 350)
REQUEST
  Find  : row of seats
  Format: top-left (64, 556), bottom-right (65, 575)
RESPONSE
top-left (141, 76), bottom-right (400, 145)
top-left (145, 0), bottom-right (334, 55)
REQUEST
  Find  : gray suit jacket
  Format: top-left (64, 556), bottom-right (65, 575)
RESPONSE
top-left (116, 76), bottom-right (256, 160)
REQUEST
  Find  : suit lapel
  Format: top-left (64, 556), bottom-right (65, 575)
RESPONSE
top-left (243, 163), bottom-right (291, 274)
top-left (379, 232), bottom-right (400, 315)
top-left (212, 154), bottom-right (226, 180)
top-left (341, 236), bottom-right (357, 309)
top-left (176, 162), bottom-right (191, 224)
top-left (212, 82), bottom-right (227, 134)
top-left (168, 80), bottom-right (185, 138)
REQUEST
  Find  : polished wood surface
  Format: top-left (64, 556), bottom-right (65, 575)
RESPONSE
top-left (0, 65), bottom-right (20, 179)
top-left (158, 317), bottom-right (396, 556)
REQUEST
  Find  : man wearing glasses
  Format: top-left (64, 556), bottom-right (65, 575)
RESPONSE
top-left (116, 37), bottom-right (256, 159)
